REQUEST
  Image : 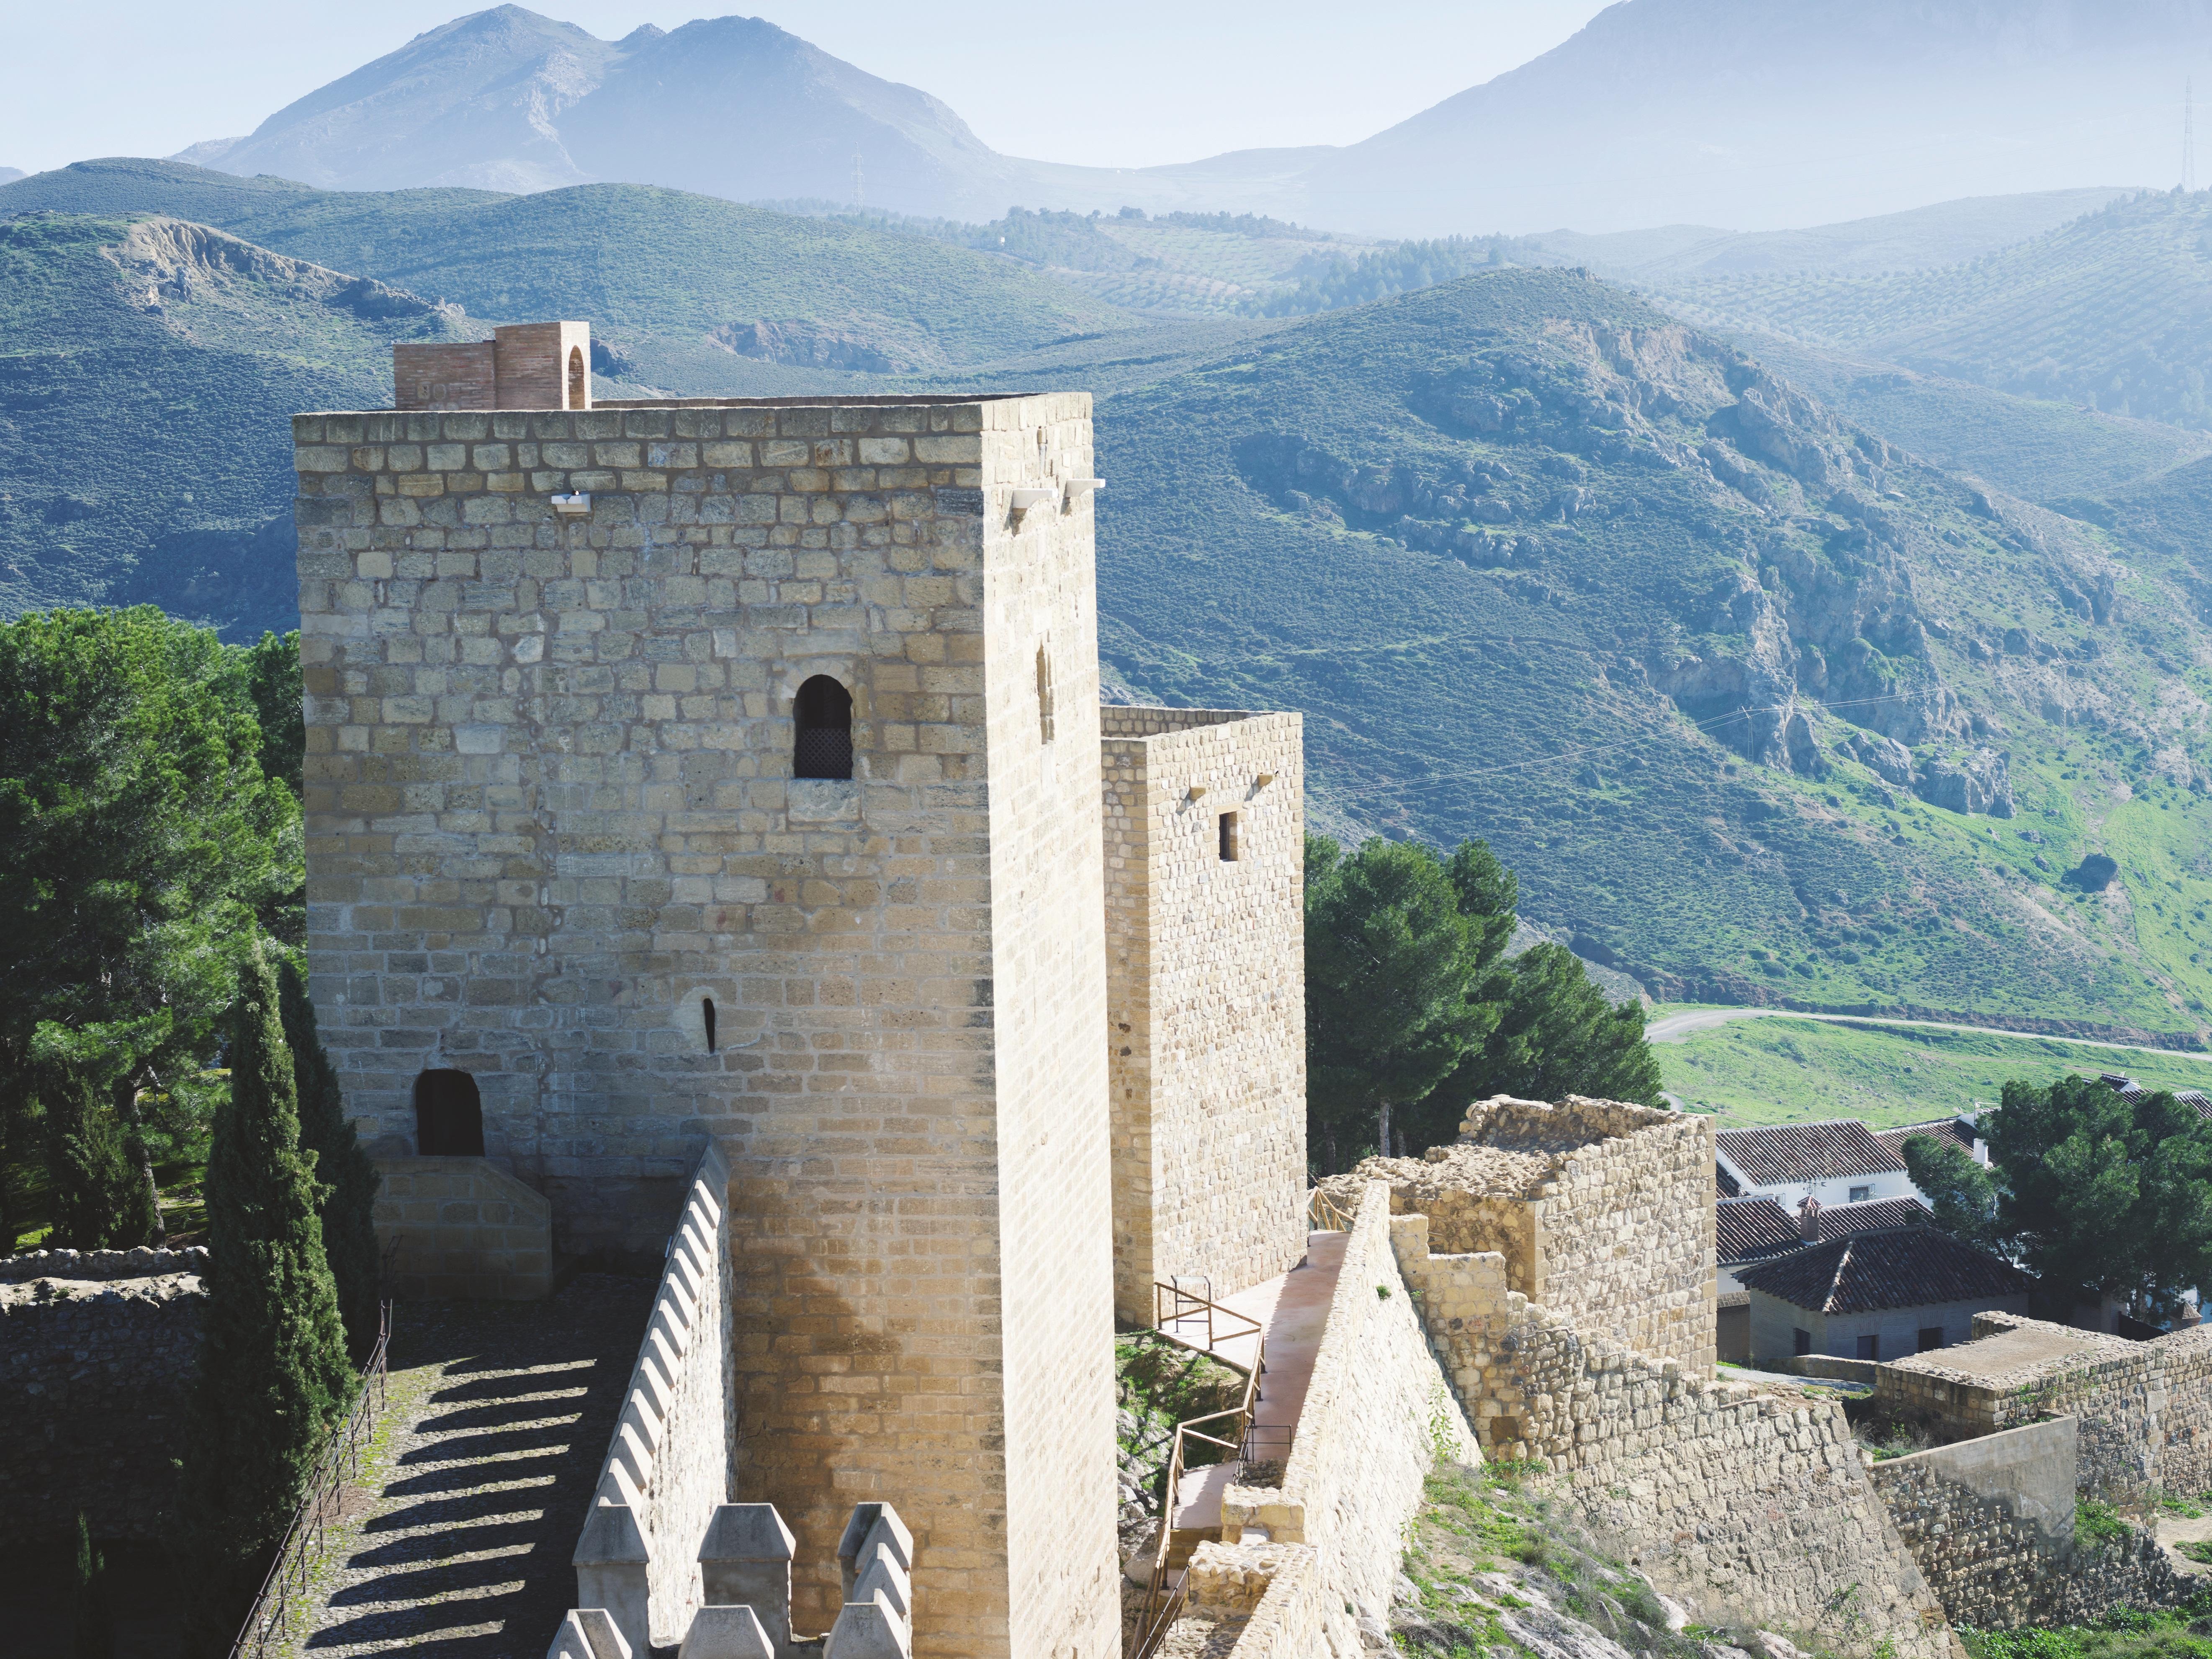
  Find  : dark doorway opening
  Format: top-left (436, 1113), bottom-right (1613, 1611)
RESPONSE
top-left (794, 675), bottom-right (854, 780)
top-left (414, 1069), bottom-right (485, 1156)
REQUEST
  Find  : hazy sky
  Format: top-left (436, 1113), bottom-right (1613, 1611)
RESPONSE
top-left (0, 0), bottom-right (1614, 175)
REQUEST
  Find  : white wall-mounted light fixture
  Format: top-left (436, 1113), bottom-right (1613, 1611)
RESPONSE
top-left (550, 491), bottom-right (592, 515)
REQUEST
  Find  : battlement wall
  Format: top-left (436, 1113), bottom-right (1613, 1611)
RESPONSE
top-left (1103, 707), bottom-right (1305, 1320)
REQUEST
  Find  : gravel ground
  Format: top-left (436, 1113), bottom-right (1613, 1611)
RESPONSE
top-left (282, 1273), bottom-right (656, 1659)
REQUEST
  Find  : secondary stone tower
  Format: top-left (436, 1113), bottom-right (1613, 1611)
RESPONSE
top-left (291, 323), bottom-right (1307, 1658)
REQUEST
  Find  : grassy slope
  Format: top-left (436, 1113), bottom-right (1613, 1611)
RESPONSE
top-left (1096, 267), bottom-right (2212, 1037)
top-left (0, 212), bottom-right (469, 632)
top-left (0, 158), bottom-right (1140, 370)
top-left (1656, 191), bottom-right (2212, 430)
top-left (1656, 1010), bottom-right (2212, 1127)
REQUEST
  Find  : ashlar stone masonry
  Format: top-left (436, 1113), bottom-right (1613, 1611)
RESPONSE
top-left (292, 366), bottom-right (1308, 1659)
top-left (1102, 706), bottom-right (1306, 1322)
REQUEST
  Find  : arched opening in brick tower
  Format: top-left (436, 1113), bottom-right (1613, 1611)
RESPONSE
top-left (793, 674), bottom-right (854, 780)
top-left (566, 345), bottom-right (586, 410)
top-left (414, 1068), bottom-right (485, 1156)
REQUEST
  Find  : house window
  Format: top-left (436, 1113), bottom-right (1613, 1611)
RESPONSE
top-left (1793, 1327), bottom-right (1811, 1356)
top-left (567, 345), bottom-right (587, 410)
top-left (793, 675), bottom-right (854, 780)
top-left (1856, 1334), bottom-right (1880, 1361)
top-left (1219, 811), bottom-right (1241, 862)
top-left (1918, 1326), bottom-right (1945, 1352)
top-left (1849, 1185), bottom-right (1872, 1203)
top-left (414, 1069), bottom-right (485, 1156)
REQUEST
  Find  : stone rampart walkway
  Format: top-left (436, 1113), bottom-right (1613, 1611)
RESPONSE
top-left (1171, 1230), bottom-right (1345, 1532)
top-left (284, 1274), bottom-right (654, 1658)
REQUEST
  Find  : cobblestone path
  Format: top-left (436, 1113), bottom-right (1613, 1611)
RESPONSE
top-left (289, 1273), bottom-right (655, 1658)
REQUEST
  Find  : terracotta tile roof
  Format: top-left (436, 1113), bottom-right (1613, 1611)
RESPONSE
top-left (1716, 1165), bottom-right (1740, 1199)
top-left (1714, 1120), bottom-right (1906, 1186)
top-left (1872, 1117), bottom-right (1980, 1160)
top-left (2101, 1074), bottom-right (2212, 1122)
top-left (1716, 1196), bottom-right (1931, 1265)
top-left (1734, 1225), bottom-right (2032, 1316)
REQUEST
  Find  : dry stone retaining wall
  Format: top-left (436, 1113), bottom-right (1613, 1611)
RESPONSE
top-left (0, 1248), bottom-right (207, 1541)
top-left (1217, 1183), bottom-right (1476, 1657)
top-left (1389, 1214), bottom-right (1950, 1659)
top-left (1101, 705), bottom-right (1305, 1322)
top-left (1866, 1417), bottom-right (2193, 1629)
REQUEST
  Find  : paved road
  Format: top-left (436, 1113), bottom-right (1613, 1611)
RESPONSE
top-left (1645, 1005), bottom-right (2212, 1071)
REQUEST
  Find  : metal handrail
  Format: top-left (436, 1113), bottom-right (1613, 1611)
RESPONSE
top-left (226, 1302), bottom-right (393, 1659)
top-left (1133, 1291), bottom-right (1273, 1656)
top-left (1307, 1186), bottom-right (1357, 1232)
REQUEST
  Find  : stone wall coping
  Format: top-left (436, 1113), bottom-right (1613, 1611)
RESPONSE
top-left (0, 1245), bottom-right (209, 1283)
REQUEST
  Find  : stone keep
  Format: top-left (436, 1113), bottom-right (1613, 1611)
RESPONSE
top-left (1101, 707), bottom-right (1307, 1323)
top-left (292, 387), bottom-right (1118, 1658)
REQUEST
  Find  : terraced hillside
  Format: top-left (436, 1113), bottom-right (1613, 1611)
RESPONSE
top-left (1657, 191), bottom-right (2212, 430)
top-left (1094, 269), bottom-right (2212, 1040)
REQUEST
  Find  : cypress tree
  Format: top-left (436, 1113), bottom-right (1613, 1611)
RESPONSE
top-left (277, 956), bottom-right (382, 1361)
top-left (175, 942), bottom-right (353, 1659)
top-left (71, 1511), bottom-right (113, 1659)
top-left (42, 1065), bottom-right (157, 1250)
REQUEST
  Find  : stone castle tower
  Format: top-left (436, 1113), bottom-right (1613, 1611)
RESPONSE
top-left (291, 325), bottom-right (1305, 1656)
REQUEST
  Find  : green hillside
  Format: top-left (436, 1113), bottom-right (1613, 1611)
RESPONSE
top-left (1093, 268), bottom-right (2212, 1041)
top-left (1656, 1011), bottom-right (2212, 1127)
top-left (0, 158), bottom-right (1142, 373)
top-left (0, 212), bottom-right (473, 632)
top-left (1656, 191), bottom-right (2212, 431)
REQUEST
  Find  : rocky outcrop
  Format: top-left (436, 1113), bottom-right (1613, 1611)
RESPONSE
top-left (1914, 747), bottom-right (2015, 818)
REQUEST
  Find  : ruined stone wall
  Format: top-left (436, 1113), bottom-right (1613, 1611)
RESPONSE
top-left (1219, 1183), bottom-right (1475, 1656)
top-left (1866, 1418), bottom-right (2193, 1630)
top-left (0, 1249), bottom-right (206, 1541)
top-left (1101, 706), bottom-right (1305, 1323)
top-left (294, 391), bottom-right (1117, 1659)
top-left (1324, 1096), bottom-right (1714, 1375)
top-left (1392, 1216), bottom-right (1949, 1659)
top-left (1182, 1539), bottom-right (1329, 1658)
top-left (1877, 1314), bottom-right (2212, 1511)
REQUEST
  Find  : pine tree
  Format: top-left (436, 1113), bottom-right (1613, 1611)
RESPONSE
top-left (42, 1065), bottom-right (157, 1250)
top-left (175, 942), bottom-right (353, 1659)
top-left (277, 956), bottom-right (382, 1361)
top-left (71, 1511), bottom-right (113, 1659)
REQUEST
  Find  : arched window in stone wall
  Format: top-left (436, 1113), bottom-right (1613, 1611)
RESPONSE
top-left (567, 346), bottom-right (587, 411)
top-left (794, 675), bottom-right (854, 780)
top-left (414, 1069), bottom-right (485, 1156)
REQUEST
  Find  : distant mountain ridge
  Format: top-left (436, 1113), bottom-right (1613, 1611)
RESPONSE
top-left (170, 2), bottom-right (2196, 234)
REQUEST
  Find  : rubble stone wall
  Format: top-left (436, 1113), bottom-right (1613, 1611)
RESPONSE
top-left (1877, 1313), bottom-right (2212, 1511)
top-left (0, 1249), bottom-right (207, 1541)
top-left (1391, 1214), bottom-right (1949, 1659)
top-left (1866, 1417), bottom-right (2193, 1629)
top-left (1101, 706), bottom-right (1306, 1322)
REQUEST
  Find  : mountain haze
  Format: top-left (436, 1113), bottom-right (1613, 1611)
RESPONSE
top-left (172, 2), bottom-right (2199, 235)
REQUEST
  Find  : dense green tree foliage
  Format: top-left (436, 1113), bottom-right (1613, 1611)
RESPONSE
top-left (0, 608), bottom-right (301, 1247)
top-left (1985, 1073), bottom-right (2212, 1321)
top-left (243, 630), bottom-right (305, 799)
top-left (175, 944), bottom-right (352, 1659)
top-left (71, 1510), bottom-right (112, 1659)
top-left (1253, 237), bottom-right (1502, 316)
top-left (41, 1059), bottom-right (158, 1251)
top-left (278, 956), bottom-right (381, 1360)
top-left (1306, 835), bottom-right (1494, 1169)
top-left (1306, 832), bottom-right (1660, 1168)
top-left (1900, 1133), bottom-right (1997, 1242)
